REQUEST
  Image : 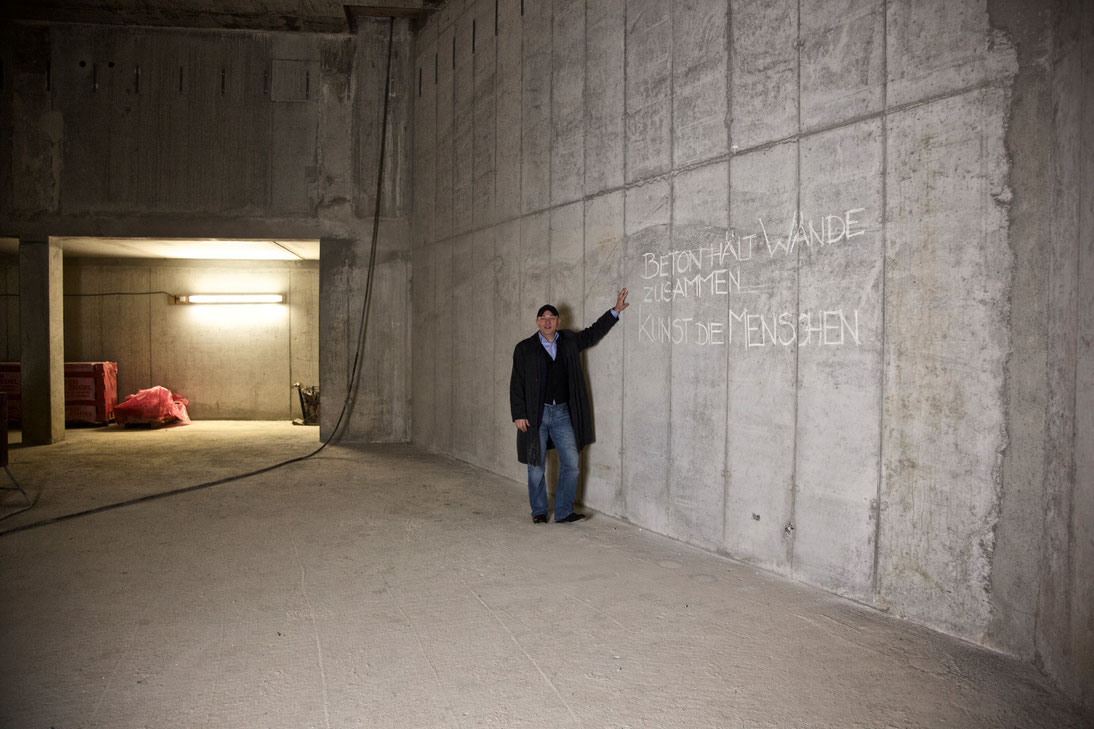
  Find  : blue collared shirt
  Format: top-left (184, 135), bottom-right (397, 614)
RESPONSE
top-left (538, 331), bottom-right (558, 360)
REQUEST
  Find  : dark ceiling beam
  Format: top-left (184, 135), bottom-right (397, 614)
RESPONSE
top-left (0, 1), bottom-right (443, 33)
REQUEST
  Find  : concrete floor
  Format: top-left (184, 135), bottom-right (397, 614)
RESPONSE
top-left (0, 422), bottom-right (1088, 729)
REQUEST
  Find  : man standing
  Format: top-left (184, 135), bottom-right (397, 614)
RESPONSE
top-left (510, 288), bottom-right (629, 523)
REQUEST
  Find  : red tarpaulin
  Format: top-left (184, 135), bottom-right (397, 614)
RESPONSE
top-left (113, 386), bottom-right (191, 426)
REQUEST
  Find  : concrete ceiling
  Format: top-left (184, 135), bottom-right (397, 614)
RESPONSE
top-left (0, 237), bottom-right (320, 261)
top-left (0, 0), bottom-right (442, 33)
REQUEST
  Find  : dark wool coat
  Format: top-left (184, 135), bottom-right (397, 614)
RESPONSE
top-left (509, 309), bottom-right (619, 465)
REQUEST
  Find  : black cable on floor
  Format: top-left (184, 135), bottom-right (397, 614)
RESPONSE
top-left (0, 17), bottom-right (397, 539)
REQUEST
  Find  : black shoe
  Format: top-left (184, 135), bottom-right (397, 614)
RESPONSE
top-left (532, 514), bottom-right (548, 523)
top-left (556, 512), bottom-right (586, 523)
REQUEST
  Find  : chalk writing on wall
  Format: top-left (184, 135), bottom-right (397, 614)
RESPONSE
top-left (636, 208), bottom-right (867, 348)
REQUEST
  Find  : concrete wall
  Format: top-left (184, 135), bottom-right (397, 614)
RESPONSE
top-left (0, 0), bottom-right (1089, 711)
top-left (0, 19), bottom-right (414, 439)
top-left (409, 0), bottom-right (1093, 708)
top-left (1032, 0), bottom-right (1094, 706)
top-left (0, 255), bottom-right (18, 362)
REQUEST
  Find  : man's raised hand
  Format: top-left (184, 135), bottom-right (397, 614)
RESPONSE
top-left (613, 287), bottom-right (630, 313)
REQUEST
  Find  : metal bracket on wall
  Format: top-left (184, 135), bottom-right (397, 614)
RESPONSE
top-left (270, 60), bottom-right (313, 103)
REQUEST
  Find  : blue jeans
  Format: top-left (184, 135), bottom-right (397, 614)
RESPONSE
top-left (528, 403), bottom-right (580, 520)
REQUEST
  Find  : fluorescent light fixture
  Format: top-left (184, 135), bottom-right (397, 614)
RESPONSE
top-left (175, 294), bottom-right (285, 304)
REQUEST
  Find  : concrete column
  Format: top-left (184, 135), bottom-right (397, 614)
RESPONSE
top-left (19, 238), bottom-right (64, 445)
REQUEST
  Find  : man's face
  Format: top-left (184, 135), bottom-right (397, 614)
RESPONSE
top-left (537, 311), bottom-right (559, 340)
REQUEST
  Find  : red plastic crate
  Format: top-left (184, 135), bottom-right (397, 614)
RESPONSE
top-left (0, 362), bottom-right (118, 425)
top-left (0, 363), bottom-right (20, 424)
top-left (64, 362), bottom-right (118, 424)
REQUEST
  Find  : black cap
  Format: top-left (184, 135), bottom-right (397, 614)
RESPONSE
top-left (537, 304), bottom-right (559, 318)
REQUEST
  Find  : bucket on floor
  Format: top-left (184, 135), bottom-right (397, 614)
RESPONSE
top-left (292, 383), bottom-right (319, 426)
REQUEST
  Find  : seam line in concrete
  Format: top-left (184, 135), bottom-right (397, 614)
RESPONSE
top-left (288, 268), bottom-right (294, 416)
top-left (146, 267), bottom-right (152, 388)
top-left (94, 275), bottom-right (102, 368)
top-left (1076, 9), bottom-right (1091, 582)
top-left (622, 0), bottom-right (630, 191)
top-left (434, 17), bottom-right (442, 450)
top-left (872, 0), bottom-right (889, 601)
top-left (545, 0), bottom-right (554, 304)
top-left (722, 0), bottom-right (733, 552)
top-left (494, 0), bottom-right (502, 468)
top-left (581, 0), bottom-right (588, 207)
top-left (667, 0), bottom-right (675, 533)
top-left (547, 0), bottom-right (555, 219)
top-left (620, 0), bottom-right (630, 521)
top-left (473, 3), bottom-right (479, 233)
top-left (1060, 5), bottom-right (1081, 669)
top-left (788, 0), bottom-right (802, 573)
